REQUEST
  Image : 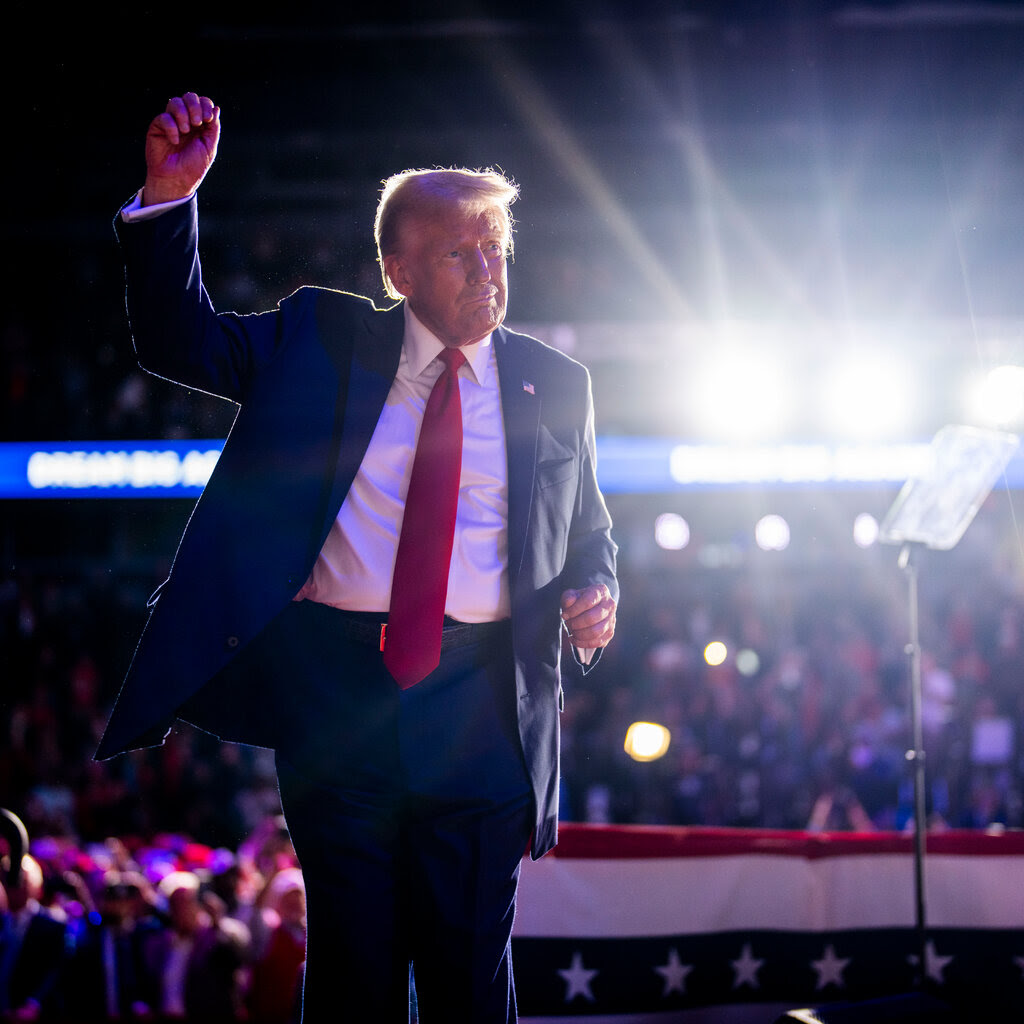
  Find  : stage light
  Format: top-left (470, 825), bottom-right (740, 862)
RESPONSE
top-left (965, 364), bottom-right (1024, 427)
top-left (654, 512), bottom-right (690, 550)
top-left (853, 512), bottom-right (879, 548)
top-left (691, 351), bottom-right (792, 439)
top-left (624, 722), bottom-right (671, 762)
top-left (704, 641), bottom-right (728, 666)
top-left (821, 354), bottom-right (913, 439)
top-left (754, 514), bottom-right (790, 551)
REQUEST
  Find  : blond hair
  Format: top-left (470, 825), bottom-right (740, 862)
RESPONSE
top-left (374, 168), bottom-right (519, 300)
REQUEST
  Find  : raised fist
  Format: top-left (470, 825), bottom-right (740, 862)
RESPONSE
top-left (142, 92), bottom-right (220, 206)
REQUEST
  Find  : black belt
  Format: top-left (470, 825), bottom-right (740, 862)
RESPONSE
top-left (327, 609), bottom-right (508, 653)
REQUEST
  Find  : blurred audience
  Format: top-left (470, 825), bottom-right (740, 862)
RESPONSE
top-left (1, 824), bottom-right (302, 1022)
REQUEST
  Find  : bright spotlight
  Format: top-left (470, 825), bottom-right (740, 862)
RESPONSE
top-left (754, 514), bottom-right (790, 551)
top-left (822, 354), bottom-right (913, 439)
top-left (966, 365), bottom-right (1024, 427)
top-left (655, 512), bottom-right (690, 550)
top-left (624, 721), bottom-right (671, 762)
top-left (704, 640), bottom-right (728, 666)
top-left (853, 512), bottom-right (879, 548)
top-left (691, 352), bottom-right (791, 439)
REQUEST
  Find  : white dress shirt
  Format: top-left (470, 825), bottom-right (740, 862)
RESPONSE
top-left (296, 303), bottom-right (511, 621)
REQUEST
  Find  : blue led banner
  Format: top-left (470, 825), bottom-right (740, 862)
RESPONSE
top-left (0, 441), bottom-right (224, 498)
top-left (3, 437), bottom-right (1024, 498)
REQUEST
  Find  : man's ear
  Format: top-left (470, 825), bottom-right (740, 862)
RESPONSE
top-left (383, 253), bottom-right (411, 298)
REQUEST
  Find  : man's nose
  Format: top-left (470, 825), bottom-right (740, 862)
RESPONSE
top-left (465, 247), bottom-right (491, 283)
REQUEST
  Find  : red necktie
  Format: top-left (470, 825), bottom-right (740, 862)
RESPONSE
top-left (384, 347), bottom-right (466, 688)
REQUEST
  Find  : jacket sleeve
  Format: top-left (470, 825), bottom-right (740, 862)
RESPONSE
top-left (114, 194), bottom-right (284, 404)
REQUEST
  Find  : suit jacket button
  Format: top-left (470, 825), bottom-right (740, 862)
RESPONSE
top-left (226, 635), bottom-right (240, 649)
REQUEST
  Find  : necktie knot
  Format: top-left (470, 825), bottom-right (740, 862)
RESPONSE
top-left (438, 346), bottom-right (466, 374)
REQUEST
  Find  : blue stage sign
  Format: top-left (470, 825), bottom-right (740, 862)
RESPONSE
top-left (3, 437), bottom-right (1023, 498)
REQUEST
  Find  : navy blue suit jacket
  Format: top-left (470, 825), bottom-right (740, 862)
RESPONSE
top-left (96, 197), bottom-right (617, 857)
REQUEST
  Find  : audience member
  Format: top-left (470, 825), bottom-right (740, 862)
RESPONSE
top-left (247, 869), bottom-right (305, 1024)
top-left (63, 871), bottom-right (155, 1022)
top-left (136, 871), bottom-right (250, 1023)
top-left (0, 856), bottom-right (71, 1020)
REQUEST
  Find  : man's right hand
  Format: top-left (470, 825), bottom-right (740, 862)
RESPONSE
top-left (142, 93), bottom-right (220, 207)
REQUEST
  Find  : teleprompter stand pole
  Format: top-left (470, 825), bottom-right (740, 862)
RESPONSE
top-left (898, 542), bottom-right (928, 989)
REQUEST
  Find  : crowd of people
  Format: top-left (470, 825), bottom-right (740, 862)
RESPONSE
top-left (560, 529), bottom-right (1024, 833)
top-left (0, 816), bottom-right (305, 1022)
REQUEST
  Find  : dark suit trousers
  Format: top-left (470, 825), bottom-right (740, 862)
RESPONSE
top-left (268, 600), bottom-right (533, 1024)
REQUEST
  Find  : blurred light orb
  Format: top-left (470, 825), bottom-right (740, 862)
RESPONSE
top-left (704, 640), bottom-right (728, 666)
top-left (692, 352), bottom-right (791, 439)
top-left (655, 512), bottom-right (690, 551)
top-left (754, 514), bottom-right (790, 551)
top-left (736, 648), bottom-right (761, 676)
top-left (822, 355), bottom-right (913, 438)
top-left (853, 512), bottom-right (880, 548)
top-left (624, 721), bottom-right (672, 762)
top-left (967, 365), bottom-right (1024, 427)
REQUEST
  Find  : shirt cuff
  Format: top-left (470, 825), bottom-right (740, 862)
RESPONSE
top-left (120, 188), bottom-right (195, 222)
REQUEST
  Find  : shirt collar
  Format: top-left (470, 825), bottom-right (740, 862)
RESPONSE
top-left (402, 302), bottom-right (494, 385)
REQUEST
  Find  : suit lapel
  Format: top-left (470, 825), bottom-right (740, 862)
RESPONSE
top-left (318, 299), bottom-right (405, 543)
top-left (495, 327), bottom-right (541, 586)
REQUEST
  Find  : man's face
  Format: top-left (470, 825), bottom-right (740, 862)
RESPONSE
top-left (384, 203), bottom-right (509, 348)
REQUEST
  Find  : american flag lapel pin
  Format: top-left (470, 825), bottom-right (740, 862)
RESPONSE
top-left (522, 380), bottom-right (535, 395)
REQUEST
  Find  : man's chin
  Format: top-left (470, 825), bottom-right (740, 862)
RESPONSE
top-left (462, 310), bottom-right (504, 344)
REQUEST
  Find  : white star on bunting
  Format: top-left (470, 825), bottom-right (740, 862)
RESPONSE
top-left (811, 944), bottom-right (851, 990)
top-left (558, 951), bottom-right (598, 1002)
top-left (908, 940), bottom-right (954, 984)
top-left (731, 943), bottom-right (765, 989)
top-left (654, 947), bottom-right (693, 996)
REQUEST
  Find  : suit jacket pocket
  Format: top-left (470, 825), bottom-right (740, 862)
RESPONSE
top-left (535, 429), bottom-right (578, 490)
top-left (536, 456), bottom-right (577, 490)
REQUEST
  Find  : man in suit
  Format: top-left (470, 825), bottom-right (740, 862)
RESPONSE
top-left (98, 93), bottom-right (617, 1022)
top-left (0, 856), bottom-right (71, 1020)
